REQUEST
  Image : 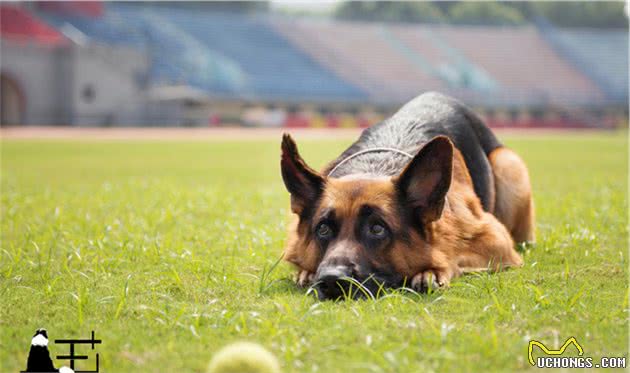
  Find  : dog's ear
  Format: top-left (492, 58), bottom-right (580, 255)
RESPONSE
top-left (281, 134), bottom-right (324, 214)
top-left (394, 136), bottom-right (453, 225)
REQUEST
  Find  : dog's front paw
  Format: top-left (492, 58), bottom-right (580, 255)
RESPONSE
top-left (296, 269), bottom-right (315, 288)
top-left (411, 269), bottom-right (450, 293)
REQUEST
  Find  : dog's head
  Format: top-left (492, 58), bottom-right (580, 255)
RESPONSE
top-left (281, 134), bottom-right (453, 300)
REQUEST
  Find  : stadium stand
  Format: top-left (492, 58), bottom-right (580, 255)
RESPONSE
top-left (390, 25), bottom-right (499, 94)
top-left (35, 3), bottom-right (625, 107)
top-left (38, 4), bottom-right (246, 95)
top-left (539, 25), bottom-right (628, 103)
top-left (38, 3), bottom-right (366, 101)
top-left (144, 5), bottom-right (366, 101)
top-left (273, 19), bottom-right (449, 103)
top-left (274, 20), bottom-right (608, 107)
top-left (434, 26), bottom-right (605, 106)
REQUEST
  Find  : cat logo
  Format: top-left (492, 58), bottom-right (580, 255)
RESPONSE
top-left (528, 337), bottom-right (584, 366)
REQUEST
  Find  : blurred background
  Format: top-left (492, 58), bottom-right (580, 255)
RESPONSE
top-left (0, 1), bottom-right (628, 129)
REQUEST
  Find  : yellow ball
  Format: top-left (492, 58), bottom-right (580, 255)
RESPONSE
top-left (207, 342), bottom-right (281, 373)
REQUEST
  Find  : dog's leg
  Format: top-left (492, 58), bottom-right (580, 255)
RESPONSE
top-left (408, 248), bottom-right (462, 293)
top-left (459, 212), bottom-right (524, 271)
top-left (411, 267), bottom-right (459, 293)
top-left (295, 269), bottom-right (314, 288)
top-left (488, 147), bottom-right (535, 243)
top-left (411, 212), bottom-right (522, 292)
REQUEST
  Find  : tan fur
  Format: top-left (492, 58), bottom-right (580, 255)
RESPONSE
top-left (488, 147), bottom-right (535, 243)
top-left (387, 150), bottom-right (522, 286)
top-left (284, 147), bottom-right (524, 289)
top-left (285, 177), bottom-right (397, 275)
top-left (284, 216), bottom-right (322, 274)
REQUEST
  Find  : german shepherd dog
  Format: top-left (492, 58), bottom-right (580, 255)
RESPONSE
top-left (280, 92), bottom-right (534, 300)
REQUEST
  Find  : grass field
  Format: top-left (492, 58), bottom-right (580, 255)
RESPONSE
top-left (1, 132), bottom-right (628, 372)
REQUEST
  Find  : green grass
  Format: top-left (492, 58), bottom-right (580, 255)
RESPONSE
top-left (1, 133), bottom-right (628, 372)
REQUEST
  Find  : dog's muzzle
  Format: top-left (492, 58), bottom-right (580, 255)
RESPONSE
top-left (313, 265), bottom-right (355, 300)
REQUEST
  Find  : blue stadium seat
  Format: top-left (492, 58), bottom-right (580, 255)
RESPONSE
top-left (38, 3), bottom-right (366, 101)
top-left (143, 5), bottom-right (365, 100)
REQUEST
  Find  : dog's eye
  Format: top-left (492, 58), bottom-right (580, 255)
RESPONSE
top-left (316, 223), bottom-right (333, 239)
top-left (368, 223), bottom-right (387, 238)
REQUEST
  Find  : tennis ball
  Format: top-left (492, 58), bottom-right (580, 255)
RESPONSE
top-left (207, 341), bottom-right (281, 373)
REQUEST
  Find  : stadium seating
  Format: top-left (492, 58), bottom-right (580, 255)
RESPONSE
top-left (434, 26), bottom-right (606, 106)
top-left (144, 6), bottom-right (365, 100)
top-left (275, 19), bottom-right (608, 106)
top-left (541, 27), bottom-right (628, 102)
top-left (34, 3), bottom-right (627, 107)
top-left (273, 19), bottom-right (449, 103)
top-left (390, 25), bottom-right (499, 94)
top-left (38, 4), bottom-right (245, 94)
top-left (37, 3), bottom-right (366, 101)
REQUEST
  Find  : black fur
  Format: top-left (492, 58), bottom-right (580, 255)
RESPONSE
top-left (324, 92), bottom-right (502, 211)
top-left (281, 134), bottom-right (325, 218)
top-left (26, 329), bottom-right (57, 373)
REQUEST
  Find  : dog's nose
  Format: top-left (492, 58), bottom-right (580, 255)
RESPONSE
top-left (314, 265), bottom-right (353, 300)
top-left (318, 266), bottom-right (349, 285)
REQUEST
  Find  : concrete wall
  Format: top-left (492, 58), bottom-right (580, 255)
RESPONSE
top-left (1, 40), bottom-right (149, 125)
top-left (72, 44), bottom-right (149, 126)
top-left (1, 40), bottom-right (73, 124)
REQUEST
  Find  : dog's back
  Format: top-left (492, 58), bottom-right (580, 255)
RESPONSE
top-left (324, 92), bottom-right (501, 211)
